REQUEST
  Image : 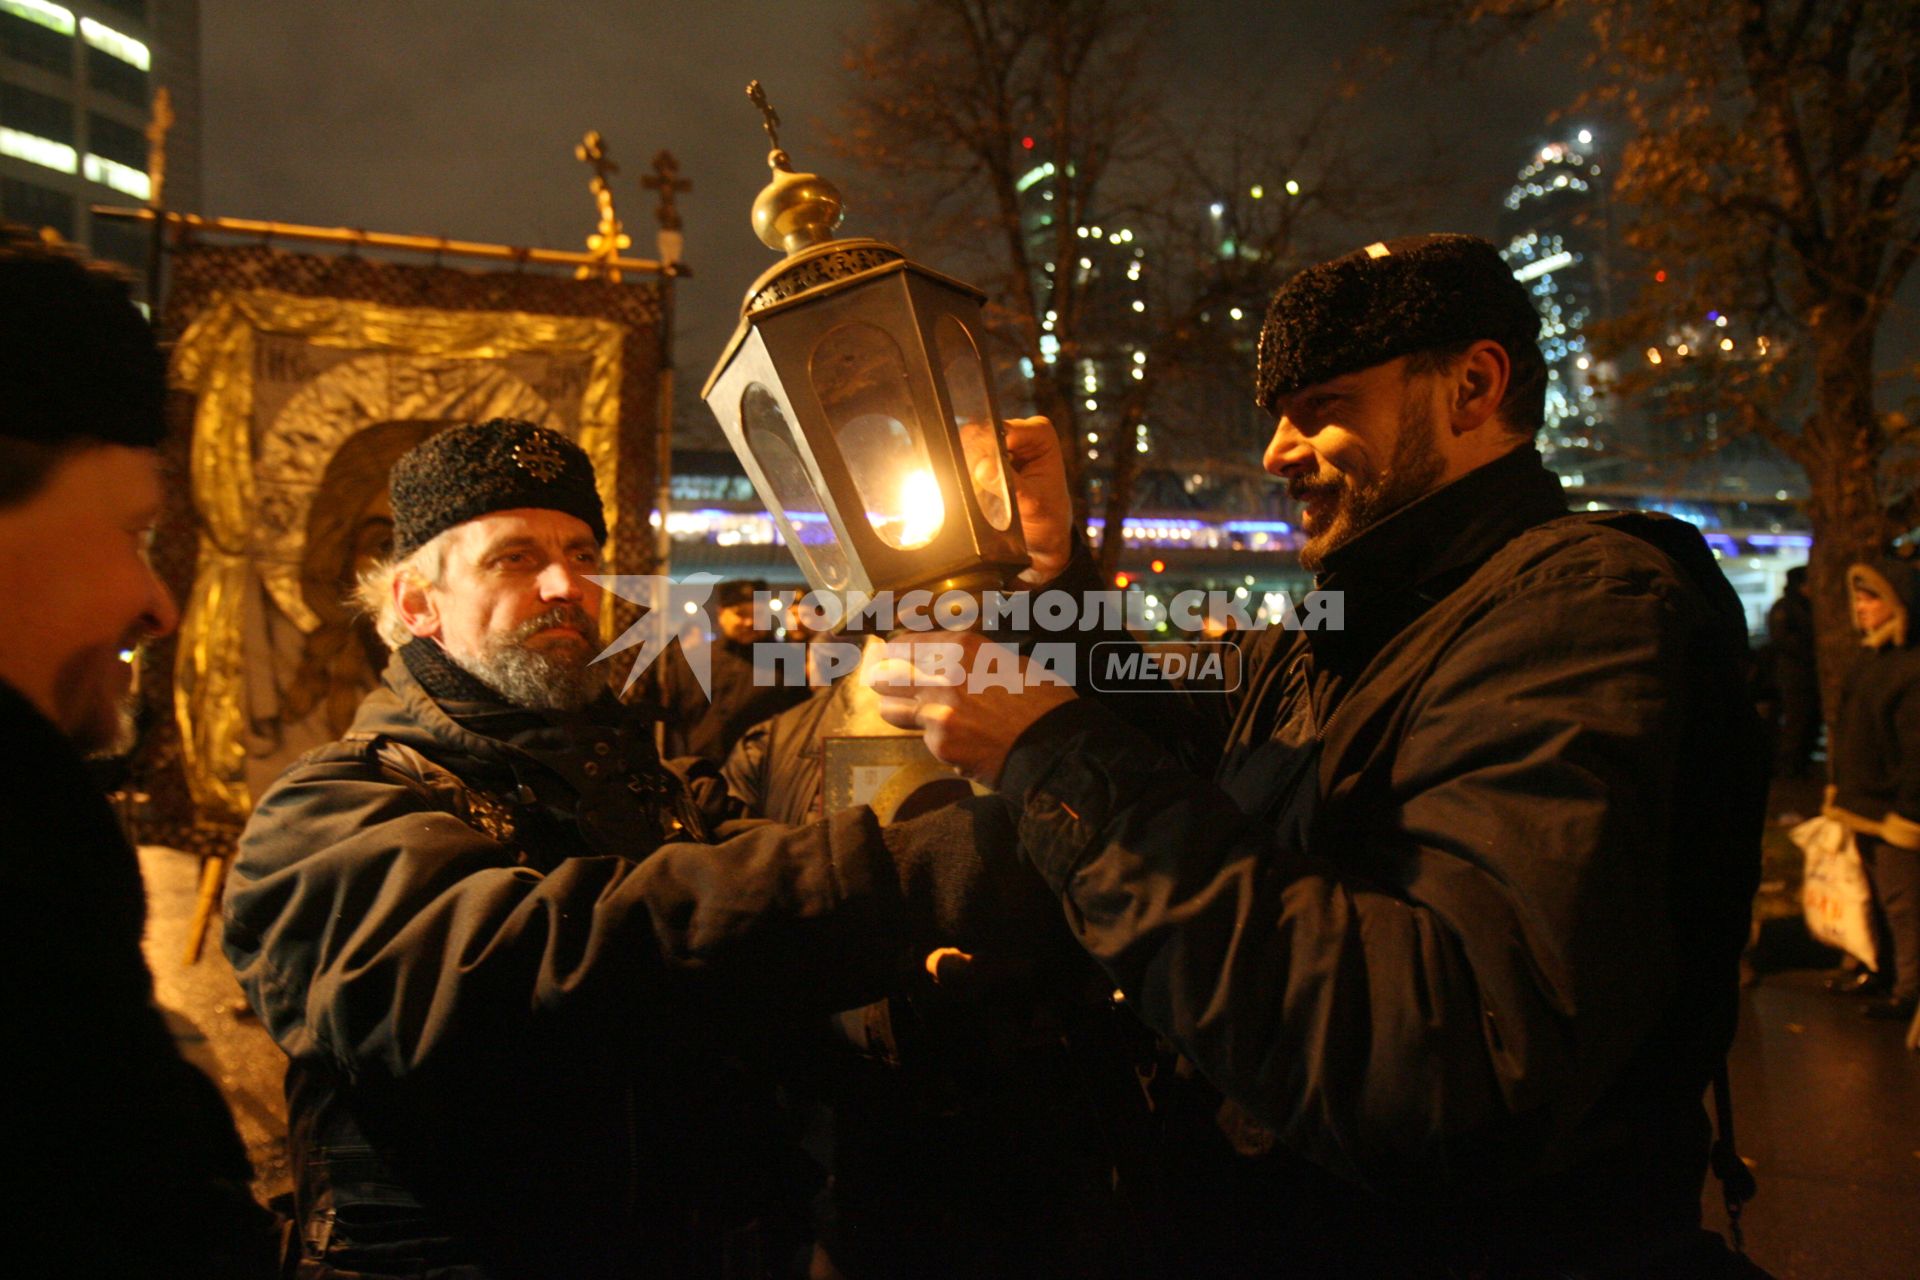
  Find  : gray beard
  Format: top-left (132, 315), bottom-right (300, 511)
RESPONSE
top-left (451, 609), bottom-right (607, 713)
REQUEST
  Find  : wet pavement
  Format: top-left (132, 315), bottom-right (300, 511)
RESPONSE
top-left (139, 843), bottom-right (291, 1202)
top-left (1703, 967), bottom-right (1920, 1278)
top-left (139, 835), bottom-right (1918, 1273)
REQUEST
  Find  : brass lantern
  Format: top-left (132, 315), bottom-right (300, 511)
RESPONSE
top-left (702, 83), bottom-right (1028, 610)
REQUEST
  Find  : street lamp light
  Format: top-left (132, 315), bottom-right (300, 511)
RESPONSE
top-left (702, 82), bottom-right (1028, 614)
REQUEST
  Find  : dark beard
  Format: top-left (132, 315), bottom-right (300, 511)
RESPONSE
top-left (55, 629), bottom-right (144, 758)
top-left (452, 605), bottom-right (607, 713)
top-left (1294, 392), bottom-right (1446, 573)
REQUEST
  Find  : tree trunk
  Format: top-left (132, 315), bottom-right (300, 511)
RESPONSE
top-left (1095, 400), bottom-right (1146, 581)
top-left (1800, 300), bottom-right (1884, 722)
top-left (1023, 358), bottom-right (1089, 526)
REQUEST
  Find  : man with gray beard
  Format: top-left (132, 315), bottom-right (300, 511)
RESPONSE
top-left (226, 418), bottom-right (1026, 1278)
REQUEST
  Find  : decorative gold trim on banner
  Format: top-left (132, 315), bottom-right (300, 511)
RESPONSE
top-left (169, 289), bottom-right (624, 819)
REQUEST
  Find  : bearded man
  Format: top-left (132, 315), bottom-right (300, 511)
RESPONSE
top-left (875, 235), bottom-right (1769, 1274)
top-left (226, 418), bottom-right (1026, 1279)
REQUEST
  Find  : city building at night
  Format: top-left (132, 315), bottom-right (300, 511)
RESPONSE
top-left (1497, 127), bottom-right (1808, 630)
top-left (1497, 128), bottom-right (1613, 485)
top-left (0, 0), bottom-right (198, 290)
top-left (1011, 148), bottom-right (1156, 467)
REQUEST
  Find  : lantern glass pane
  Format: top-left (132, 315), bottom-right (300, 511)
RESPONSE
top-left (740, 383), bottom-right (851, 589)
top-left (811, 321), bottom-right (945, 550)
top-left (935, 315), bottom-right (1012, 531)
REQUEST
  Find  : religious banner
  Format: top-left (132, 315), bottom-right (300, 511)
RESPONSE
top-left (138, 244), bottom-right (663, 835)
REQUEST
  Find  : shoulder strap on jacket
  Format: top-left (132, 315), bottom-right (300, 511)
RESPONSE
top-left (1711, 1062), bottom-right (1758, 1253)
top-left (320, 731), bottom-right (524, 847)
top-left (1558, 510), bottom-right (1750, 634)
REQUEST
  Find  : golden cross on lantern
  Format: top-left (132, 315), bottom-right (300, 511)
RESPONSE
top-left (746, 80), bottom-right (790, 169)
top-left (573, 129), bottom-right (631, 281)
top-left (144, 86), bottom-right (173, 209)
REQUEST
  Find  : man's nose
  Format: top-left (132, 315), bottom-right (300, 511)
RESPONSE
top-left (1263, 417), bottom-right (1315, 480)
top-left (142, 559), bottom-right (180, 641)
top-left (536, 560), bottom-right (584, 601)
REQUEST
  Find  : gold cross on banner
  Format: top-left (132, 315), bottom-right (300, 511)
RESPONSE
top-left (641, 150), bottom-right (692, 270)
top-left (573, 129), bottom-right (631, 281)
top-left (641, 150), bottom-right (691, 232)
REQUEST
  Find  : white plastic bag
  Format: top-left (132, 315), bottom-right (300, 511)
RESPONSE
top-left (1790, 815), bottom-right (1880, 970)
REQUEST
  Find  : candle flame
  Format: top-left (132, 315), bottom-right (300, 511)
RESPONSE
top-left (894, 468), bottom-right (945, 548)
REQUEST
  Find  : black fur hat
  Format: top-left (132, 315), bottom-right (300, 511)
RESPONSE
top-left (390, 418), bottom-right (607, 556)
top-left (0, 223), bottom-right (165, 449)
top-left (1254, 233), bottom-right (1544, 412)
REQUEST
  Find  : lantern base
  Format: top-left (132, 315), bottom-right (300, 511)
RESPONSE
top-left (907, 566), bottom-right (1015, 632)
top-left (825, 564), bottom-right (1022, 637)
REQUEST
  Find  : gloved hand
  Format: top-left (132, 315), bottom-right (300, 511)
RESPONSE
top-left (879, 793), bottom-right (1056, 955)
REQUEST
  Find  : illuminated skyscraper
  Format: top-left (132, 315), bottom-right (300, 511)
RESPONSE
top-left (0, 0), bottom-right (199, 290)
top-left (1497, 128), bottom-right (1612, 483)
top-left (1013, 149), bottom-right (1154, 466)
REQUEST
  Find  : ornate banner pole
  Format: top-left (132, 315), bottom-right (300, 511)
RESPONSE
top-left (641, 149), bottom-right (691, 575)
top-left (142, 85), bottom-right (172, 319)
top-left (91, 207), bottom-right (670, 275)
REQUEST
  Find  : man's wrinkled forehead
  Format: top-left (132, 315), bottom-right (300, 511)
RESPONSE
top-left (449, 508), bottom-right (601, 561)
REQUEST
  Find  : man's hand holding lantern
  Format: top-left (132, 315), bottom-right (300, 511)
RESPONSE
top-left (872, 415), bottom-right (1080, 782)
top-left (1001, 416), bottom-right (1073, 584)
top-left (955, 414), bottom-right (1070, 583)
top-left (869, 630), bottom-right (1076, 785)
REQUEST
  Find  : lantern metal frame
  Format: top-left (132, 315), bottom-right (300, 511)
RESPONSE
top-left (703, 89), bottom-right (1029, 612)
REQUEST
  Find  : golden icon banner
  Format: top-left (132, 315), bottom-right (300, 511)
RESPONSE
top-left (167, 288), bottom-right (625, 819)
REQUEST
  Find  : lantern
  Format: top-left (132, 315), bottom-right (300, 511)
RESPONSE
top-left (702, 83), bottom-right (1028, 613)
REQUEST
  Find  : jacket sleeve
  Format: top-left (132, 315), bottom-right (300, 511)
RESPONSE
top-left (1884, 678), bottom-right (1920, 848)
top-left (994, 561), bottom-right (1704, 1193)
top-left (720, 716), bottom-right (774, 816)
top-left (1018, 546), bottom-right (1235, 772)
top-left (224, 753), bottom-right (942, 1081)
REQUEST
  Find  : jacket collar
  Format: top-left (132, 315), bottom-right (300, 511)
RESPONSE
top-left (353, 646), bottom-right (521, 775)
top-left (399, 638), bottom-right (552, 741)
top-left (1314, 444), bottom-right (1568, 596)
top-left (0, 675), bottom-right (85, 774)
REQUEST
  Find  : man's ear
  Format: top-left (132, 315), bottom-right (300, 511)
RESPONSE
top-left (1450, 339), bottom-right (1511, 436)
top-left (394, 569), bottom-right (441, 640)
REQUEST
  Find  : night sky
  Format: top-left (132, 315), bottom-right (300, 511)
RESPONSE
top-left (199, 1), bottom-right (1585, 442)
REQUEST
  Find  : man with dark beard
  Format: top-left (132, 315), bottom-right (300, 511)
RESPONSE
top-left (226, 418), bottom-right (1031, 1279)
top-left (874, 235), bottom-right (1768, 1274)
top-left (0, 226), bottom-right (277, 1274)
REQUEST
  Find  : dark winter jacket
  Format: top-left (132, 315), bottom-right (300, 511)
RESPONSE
top-left (225, 642), bottom-right (999, 1278)
top-left (0, 679), bottom-right (276, 1277)
top-left (724, 677), bottom-right (1164, 1279)
top-left (1826, 558), bottom-right (1920, 851)
top-left (994, 447), bottom-right (1767, 1270)
top-left (722, 675), bottom-right (851, 827)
